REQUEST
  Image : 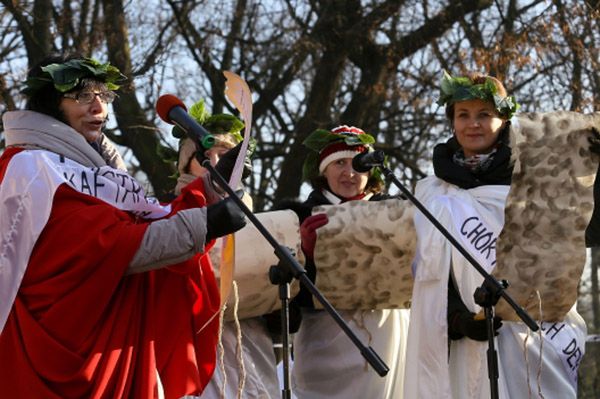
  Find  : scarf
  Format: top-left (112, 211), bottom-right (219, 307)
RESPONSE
top-left (433, 136), bottom-right (513, 189)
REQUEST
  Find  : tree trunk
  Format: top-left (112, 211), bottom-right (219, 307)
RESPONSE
top-left (101, 0), bottom-right (176, 200)
top-left (272, 49), bottom-right (347, 202)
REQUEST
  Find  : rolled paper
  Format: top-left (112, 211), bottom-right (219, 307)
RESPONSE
top-left (210, 209), bottom-right (303, 321)
top-left (493, 111), bottom-right (600, 321)
top-left (312, 198), bottom-right (415, 310)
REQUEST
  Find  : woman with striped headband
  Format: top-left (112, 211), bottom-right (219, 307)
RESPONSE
top-left (288, 125), bottom-right (409, 399)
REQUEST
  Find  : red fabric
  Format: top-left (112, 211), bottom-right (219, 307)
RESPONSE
top-left (343, 192), bottom-right (368, 202)
top-left (0, 150), bottom-right (220, 398)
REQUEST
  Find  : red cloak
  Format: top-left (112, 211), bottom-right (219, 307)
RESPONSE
top-left (0, 147), bottom-right (220, 398)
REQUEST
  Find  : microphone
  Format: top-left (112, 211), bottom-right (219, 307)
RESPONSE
top-left (156, 94), bottom-right (215, 149)
top-left (352, 150), bottom-right (385, 173)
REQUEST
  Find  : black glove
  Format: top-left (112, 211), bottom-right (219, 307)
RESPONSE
top-left (449, 311), bottom-right (503, 341)
top-left (215, 142), bottom-right (253, 182)
top-left (205, 196), bottom-right (247, 241)
top-left (588, 127), bottom-right (600, 155)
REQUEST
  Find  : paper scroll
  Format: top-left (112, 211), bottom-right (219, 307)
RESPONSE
top-left (493, 111), bottom-right (600, 321)
top-left (209, 209), bottom-right (302, 321)
top-left (312, 198), bottom-right (415, 310)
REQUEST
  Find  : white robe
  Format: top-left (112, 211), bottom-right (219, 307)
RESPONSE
top-left (198, 318), bottom-right (280, 399)
top-left (292, 308), bottom-right (409, 399)
top-left (404, 175), bottom-right (586, 399)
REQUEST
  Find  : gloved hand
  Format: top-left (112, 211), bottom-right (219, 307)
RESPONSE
top-left (215, 142), bottom-right (253, 182)
top-left (299, 213), bottom-right (329, 259)
top-left (588, 127), bottom-right (600, 155)
top-left (448, 311), bottom-right (503, 341)
top-left (205, 196), bottom-right (247, 242)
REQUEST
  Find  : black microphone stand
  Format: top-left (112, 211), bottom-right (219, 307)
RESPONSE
top-left (369, 151), bottom-right (538, 399)
top-left (202, 159), bottom-right (389, 399)
top-left (268, 254), bottom-right (294, 399)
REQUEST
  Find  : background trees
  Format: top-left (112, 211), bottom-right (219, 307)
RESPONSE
top-left (1, 0), bottom-right (599, 396)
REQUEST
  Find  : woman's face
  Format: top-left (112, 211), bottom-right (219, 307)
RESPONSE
top-left (59, 90), bottom-right (109, 142)
top-left (189, 144), bottom-right (231, 177)
top-left (452, 99), bottom-right (505, 157)
top-left (322, 157), bottom-right (369, 199)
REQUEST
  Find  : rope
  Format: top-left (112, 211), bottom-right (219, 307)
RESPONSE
top-left (231, 281), bottom-right (246, 399)
top-left (0, 194), bottom-right (25, 266)
top-left (217, 306), bottom-right (226, 399)
top-left (351, 310), bottom-right (373, 371)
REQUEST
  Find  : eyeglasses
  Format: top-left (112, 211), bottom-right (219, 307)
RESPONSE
top-left (63, 91), bottom-right (117, 104)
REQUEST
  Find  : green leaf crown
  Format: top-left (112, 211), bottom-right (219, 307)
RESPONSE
top-left (23, 57), bottom-right (126, 95)
top-left (437, 70), bottom-right (520, 119)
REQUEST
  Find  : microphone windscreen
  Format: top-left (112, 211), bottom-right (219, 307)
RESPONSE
top-left (156, 94), bottom-right (186, 123)
top-left (351, 152), bottom-right (371, 173)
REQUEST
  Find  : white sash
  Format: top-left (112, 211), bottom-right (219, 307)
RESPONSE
top-left (538, 318), bottom-right (584, 387)
top-left (439, 194), bottom-right (502, 274)
top-left (0, 150), bottom-right (171, 332)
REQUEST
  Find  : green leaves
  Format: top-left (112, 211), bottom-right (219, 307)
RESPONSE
top-left (302, 128), bottom-right (375, 152)
top-left (302, 129), bottom-right (338, 152)
top-left (437, 70), bottom-right (520, 119)
top-left (169, 98), bottom-right (255, 164)
top-left (23, 57), bottom-right (126, 95)
top-left (188, 100), bottom-right (210, 124)
top-left (204, 114), bottom-right (245, 137)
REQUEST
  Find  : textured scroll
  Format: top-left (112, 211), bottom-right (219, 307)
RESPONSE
top-left (494, 111), bottom-right (600, 321)
top-left (312, 199), bottom-right (415, 310)
top-left (210, 210), bottom-right (302, 321)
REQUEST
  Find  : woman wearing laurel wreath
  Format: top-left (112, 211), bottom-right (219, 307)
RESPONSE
top-left (404, 72), bottom-right (588, 398)
top-left (169, 99), bottom-right (281, 399)
top-left (0, 54), bottom-right (247, 398)
top-left (286, 126), bottom-right (409, 399)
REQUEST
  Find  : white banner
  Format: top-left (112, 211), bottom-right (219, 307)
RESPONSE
top-left (0, 150), bottom-right (171, 332)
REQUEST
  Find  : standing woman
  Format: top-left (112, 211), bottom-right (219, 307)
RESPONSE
top-left (290, 126), bottom-right (409, 399)
top-left (404, 72), bottom-right (587, 399)
top-left (0, 54), bottom-right (246, 398)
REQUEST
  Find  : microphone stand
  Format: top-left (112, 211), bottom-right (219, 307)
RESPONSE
top-left (202, 159), bottom-right (389, 398)
top-left (268, 254), bottom-right (294, 399)
top-left (372, 154), bottom-right (538, 399)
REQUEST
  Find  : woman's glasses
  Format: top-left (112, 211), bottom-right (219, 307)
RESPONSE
top-left (63, 91), bottom-right (117, 104)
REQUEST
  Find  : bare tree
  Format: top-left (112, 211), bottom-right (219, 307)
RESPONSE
top-left (1, 0), bottom-right (599, 395)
